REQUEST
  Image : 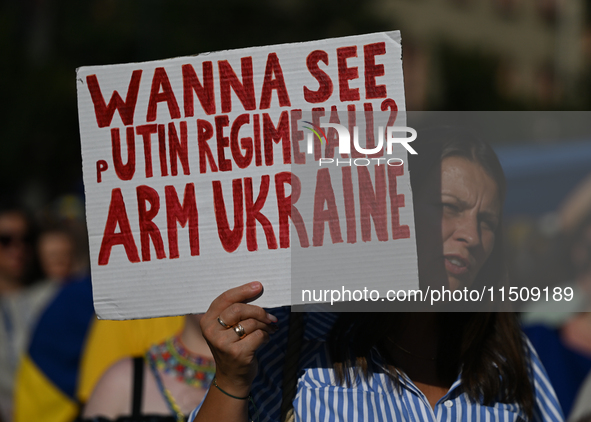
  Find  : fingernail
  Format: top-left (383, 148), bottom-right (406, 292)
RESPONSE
top-left (267, 313), bottom-right (278, 323)
top-left (250, 282), bottom-right (260, 290)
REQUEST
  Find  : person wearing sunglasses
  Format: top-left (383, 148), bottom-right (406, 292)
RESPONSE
top-left (0, 204), bottom-right (57, 422)
top-left (0, 208), bottom-right (33, 293)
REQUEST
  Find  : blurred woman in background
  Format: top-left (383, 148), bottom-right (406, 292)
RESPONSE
top-left (37, 227), bottom-right (76, 283)
top-left (0, 204), bottom-right (56, 421)
top-left (81, 314), bottom-right (214, 421)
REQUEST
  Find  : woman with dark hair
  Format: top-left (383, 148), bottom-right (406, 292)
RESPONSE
top-left (190, 132), bottom-right (563, 421)
top-left (0, 204), bottom-right (57, 421)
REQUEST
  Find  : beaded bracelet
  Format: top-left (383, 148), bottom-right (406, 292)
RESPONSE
top-left (212, 377), bottom-right (259, 422)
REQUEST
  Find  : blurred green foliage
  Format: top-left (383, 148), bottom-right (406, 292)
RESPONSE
top-left (0, 0), bottom-right (390, 203)
top-left (0, 0), bottom-right (587, 206)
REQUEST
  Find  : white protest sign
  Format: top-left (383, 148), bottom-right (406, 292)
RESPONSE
top-left (77, 31), bottom-right (418, 320)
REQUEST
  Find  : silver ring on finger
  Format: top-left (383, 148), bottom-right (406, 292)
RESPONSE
top-left (234, 323), bottom-right (246, 339)
top-left (217, 316), bottom-right (231, 329)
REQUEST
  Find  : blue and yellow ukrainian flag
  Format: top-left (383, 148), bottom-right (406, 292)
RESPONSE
top-left (13, 276), bottom-right (183, 422)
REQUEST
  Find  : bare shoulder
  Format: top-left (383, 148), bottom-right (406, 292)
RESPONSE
top-left (82, 357), bottom-right (136, 418)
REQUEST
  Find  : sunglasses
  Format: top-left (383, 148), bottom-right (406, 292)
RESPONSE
top-left (0, 233), bottom-right (33, 248)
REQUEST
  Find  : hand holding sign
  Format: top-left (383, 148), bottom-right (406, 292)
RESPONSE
top-left (200, 282), bottom-right (277, 398)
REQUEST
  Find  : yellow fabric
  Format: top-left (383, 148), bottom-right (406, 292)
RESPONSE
top-left (77, 316), bottom-right (184, 403)
top-left (13, 316), bottom-right (183, 422)
top-left (13, 355), bottom-right (79, 422)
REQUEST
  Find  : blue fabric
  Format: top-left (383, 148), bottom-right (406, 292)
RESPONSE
top-left (523, 324), bottom-right (591, 418)
top-left (494, 140), bottom-right (591, 218)
top-left (28, 276), bottom-right (94, 398)
top-left (190, 308), bottom-right (564, 422)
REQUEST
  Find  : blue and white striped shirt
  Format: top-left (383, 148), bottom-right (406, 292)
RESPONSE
top-left (190, 308), bottom-right (563, 422)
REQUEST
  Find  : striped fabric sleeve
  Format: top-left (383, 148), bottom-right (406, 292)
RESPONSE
top-left (188, 312), bottom-right (564, 422)
top-left (188, 406), bottom-right (199, 422)
top-left (527, 337), bottom-right (565, 422)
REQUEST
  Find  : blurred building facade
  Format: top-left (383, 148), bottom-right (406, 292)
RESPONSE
top-left (373, 0), bottom-right (590, 110)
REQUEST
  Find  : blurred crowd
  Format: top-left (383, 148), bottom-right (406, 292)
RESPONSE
top-left (2, 169), bottom-right (591, 421)
top-left (3, 1), bottom-right (591, 421)
top-left (509, 172), bottom-right (591, 420)
top-left (0, 193), bottom-right (89, 421)
top-left (0, 193), bottom-right (184, 422)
